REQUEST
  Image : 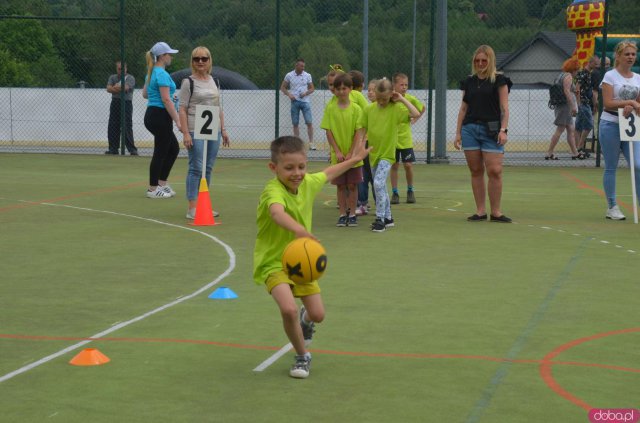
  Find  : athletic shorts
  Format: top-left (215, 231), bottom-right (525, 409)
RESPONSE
top-left (265, 270), bottom-right (320, 297)
top-left (331, 166), bottom-right (364, 186)
top-left (395, 148), bottom-right (416, 163)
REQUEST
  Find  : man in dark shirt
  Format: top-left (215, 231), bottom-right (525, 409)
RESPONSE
top-left (106, 61), bottom-right (137, 155)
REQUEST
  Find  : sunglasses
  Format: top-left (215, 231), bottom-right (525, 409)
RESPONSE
top-left (474, 59), bottom-right (488, 63)
top-left (192, 56), bottom-right (210, 63)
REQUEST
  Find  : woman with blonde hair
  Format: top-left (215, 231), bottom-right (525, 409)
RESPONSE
top-left (142, 41), bottom-right (181, 198)
top-left (178, 46), bottom-right (230, 219)
top-left (454, 45), bottom-right (513, 222)
top-left (599, 40), bottom-right (640, 220)
top-left (545, 57), bottom-right (584, 160)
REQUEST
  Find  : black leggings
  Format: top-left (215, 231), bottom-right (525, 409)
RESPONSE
top-left (144, 106), bottom-right (179, 186)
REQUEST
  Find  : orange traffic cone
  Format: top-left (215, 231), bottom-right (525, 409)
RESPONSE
top-left (69, 348), bottom-right (110, 366)
top-left (192, 178), bottom-right (219, 226)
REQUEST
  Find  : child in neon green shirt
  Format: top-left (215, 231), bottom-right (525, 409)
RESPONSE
top-left (390, 73), bottom-right (426, 204)
top-left (253, 135), bottom-right (371, 379)
top-left (321, 73), bottom-right (364, 226)
top-left (359, 78), bottom-right (420, 232)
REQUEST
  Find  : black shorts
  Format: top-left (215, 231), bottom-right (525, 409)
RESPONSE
top-left (395, 148), bottom-right (416, 163)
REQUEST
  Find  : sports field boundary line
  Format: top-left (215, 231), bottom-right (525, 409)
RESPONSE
top-left (0, 201), bottom-right (236, 384)
top-left (465, 236), bottom-right (592, 423)
top-left (3, 332), bottom-right (639, 374)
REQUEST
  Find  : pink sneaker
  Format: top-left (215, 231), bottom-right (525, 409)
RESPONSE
top-left (355, 205), bottom-right (367, 216)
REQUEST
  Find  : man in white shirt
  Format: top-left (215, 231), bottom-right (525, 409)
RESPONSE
top-left (280, 58), bottom-right (316, 150)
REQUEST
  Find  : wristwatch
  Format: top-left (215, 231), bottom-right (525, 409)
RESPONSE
top-left (500, 128), bottom-right (508, 134)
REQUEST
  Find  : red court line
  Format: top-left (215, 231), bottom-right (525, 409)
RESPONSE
top-left (0, 181), bottom-right (146, 213)
top-left (539, 327), bottom-right (640, 411)
top-left (561, 171), bottom-right (633, 211)
top-left (3, 333), bottom-right (639, 375)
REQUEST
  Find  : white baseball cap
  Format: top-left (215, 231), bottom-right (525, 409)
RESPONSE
top-left (150, 42), bottom-right (179, 59)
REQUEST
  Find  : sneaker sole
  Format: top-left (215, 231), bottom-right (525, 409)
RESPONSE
top-left (289, 369), bottom-right (310, 379)
top-left (605, 216), bottom-right (626, 220)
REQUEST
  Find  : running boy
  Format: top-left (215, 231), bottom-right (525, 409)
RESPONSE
top-left (321, 73), bottom-right (364, 226)
top-left (253, 136), bottom-right (371, 378)
top-left (390, 73), bottom-right (426, 204)
top-left (359, 78), bottom-right (420, 232)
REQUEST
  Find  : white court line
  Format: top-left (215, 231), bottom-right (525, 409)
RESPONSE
top-left (253, 343), bottom-right (293, 372)
top-left (0, 201), bottom-right (236, 383)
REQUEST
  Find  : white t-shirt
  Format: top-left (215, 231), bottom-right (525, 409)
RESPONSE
top-left (600, 69), bottom-right (640, 123)
top-left (283, 70), bottom-right (313, 103)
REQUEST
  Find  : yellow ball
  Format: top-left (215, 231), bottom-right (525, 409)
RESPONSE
top-left (282, 237), bottom-right (327, 284)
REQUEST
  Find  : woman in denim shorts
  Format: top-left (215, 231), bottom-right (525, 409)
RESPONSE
top-left (454, 45), bottom-right (513, 223)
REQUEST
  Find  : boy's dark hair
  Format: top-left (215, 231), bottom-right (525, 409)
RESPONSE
top-left (333, 73), bottom-right (353, 89)
top-left (270, 136), bottom-right (305, 162)
top-left (348, 70), bottom-right (364, 89)
top-left (392, 72), bottom-right (408, 83)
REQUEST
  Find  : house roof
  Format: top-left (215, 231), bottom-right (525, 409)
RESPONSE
top-left (497, 31), bottom-right (576, 69)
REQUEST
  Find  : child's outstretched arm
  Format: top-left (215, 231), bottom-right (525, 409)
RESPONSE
top-left (269, 203), bottom-right (316, 240)
top-left (323, 131), bottom-right (371, 181)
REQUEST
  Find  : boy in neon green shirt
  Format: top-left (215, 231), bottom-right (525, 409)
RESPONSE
top-left (391, 73), bottom-right (426, 204)
top-left (320, 73), bottom-right (364, 226)
top-left (253, 135), bottom-right (370, 378)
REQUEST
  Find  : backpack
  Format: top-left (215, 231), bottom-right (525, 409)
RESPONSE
top-left (548, 72), bottom-right (567, 109)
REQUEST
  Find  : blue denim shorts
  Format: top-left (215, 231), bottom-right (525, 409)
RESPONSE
top-left (575, 104), bottom-right (593, 132)
top-left (291, 100), bottom-right (313, 126)
top-left (461, 123), bottom-right (504, 154)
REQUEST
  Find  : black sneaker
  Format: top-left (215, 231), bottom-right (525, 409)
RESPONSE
top-left (347, 215), bottom-right (357, 227)
top-left (299, 306), bottom-right (315, 341)
top-left (104, 150), bottom-right (118, 155)
top-left (371, 218), bottom-right (386, 232)
top-left (406, 190), bottom-right (416, 203)
top-left (289, 354), bottom-right (311, 379)
top-left (384, 217), bottom-right (395, 227)
top-left (336, 215), bottom-right (348, 227)
top-left (391, 192), bottom-right (400, 204)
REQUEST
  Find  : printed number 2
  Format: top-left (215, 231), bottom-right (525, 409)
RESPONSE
top-left (200, 110), bottom-right (213, 135)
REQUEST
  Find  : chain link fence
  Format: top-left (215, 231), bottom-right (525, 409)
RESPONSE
top-left (1, 0), bottom-right (638, 166)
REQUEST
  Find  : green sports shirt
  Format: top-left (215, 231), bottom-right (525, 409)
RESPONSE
top-left (396, 93), bottom-right (424, 149)
top-left (320, 101), bottom-right (364, 166)
top-left (253, 172), bottom-right (327, 285)
top-left (360, 101), bottom-right (409, 167)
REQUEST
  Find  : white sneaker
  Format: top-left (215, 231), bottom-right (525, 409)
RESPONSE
top-left (146, 187), bottom-right (172, 199)
top-left (159, 184), bottom-right (176, 197)
top-left (186, 208), bottom-right (220, 219)
top-left (309, 142), bottom-right (317, 151)
top-left (606, 205), bottom-right (626, 220)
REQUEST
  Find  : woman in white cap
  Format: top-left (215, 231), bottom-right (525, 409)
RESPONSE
top-left (142, 41), bottom-right (181, 198)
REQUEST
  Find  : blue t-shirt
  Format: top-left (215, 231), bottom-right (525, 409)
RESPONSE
top-left (146, 67), bottom-right (176, 108)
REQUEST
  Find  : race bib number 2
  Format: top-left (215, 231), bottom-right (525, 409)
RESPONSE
top-left (194, 105), bottom-right (220, 140)
top-left (618, 109), bottom-right (640, 141)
